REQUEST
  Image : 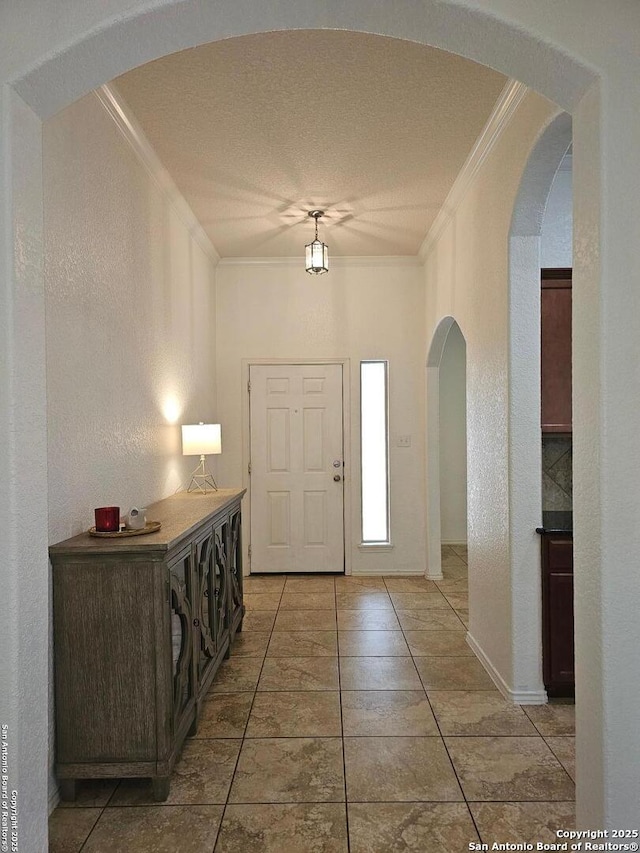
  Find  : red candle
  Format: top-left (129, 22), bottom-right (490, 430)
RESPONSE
top-left (94, 506), bottom-right (120, 532)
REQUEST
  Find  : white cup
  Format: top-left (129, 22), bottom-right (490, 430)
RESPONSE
top-left (127, 507), bottom-right (147, 530)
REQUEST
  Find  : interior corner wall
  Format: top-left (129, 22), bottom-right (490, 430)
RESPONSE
top-left (439, 322), bottom-right (467, 543)
top-left (214, 260), bottom-right (426, 576)
top-left (423, 89), bottom-right (560, 691)
top-left (43, 91), bottom-right (218, 804)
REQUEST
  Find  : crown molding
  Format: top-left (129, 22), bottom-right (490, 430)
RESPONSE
top-left (94, 83), bottom-right (220, 265)
top-left (419, 79), bottom-right (529, 261)
top-left (217, 255), bottom-right (423, 268)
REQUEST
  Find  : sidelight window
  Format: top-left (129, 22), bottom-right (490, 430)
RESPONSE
top-left (360, 360), bottom-right (390, 544)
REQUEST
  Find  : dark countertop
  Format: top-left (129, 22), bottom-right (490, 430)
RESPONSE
top-left (536, 510), bottom-right (573, 535)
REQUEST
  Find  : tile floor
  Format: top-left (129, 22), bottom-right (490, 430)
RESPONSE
top-left (49, 544), bottom-right (575, 852)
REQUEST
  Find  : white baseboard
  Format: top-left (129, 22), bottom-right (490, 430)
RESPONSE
top-left (348, 568), bottom-right (426, 577)
top-left (466, 631), bottom-right (548, 705)
top-left (441, 540), bottom-right (468, 547)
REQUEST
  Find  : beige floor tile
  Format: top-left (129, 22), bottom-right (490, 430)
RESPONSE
top-left (229, 737), bottom-right (345, 803)
top-left (216, 803), bottom-right (348, 852)
top-left (415, 657), bottom-right (496, 691)
top-left (334, 577), bottom-right (387, 592)
top-left (229, 631), bottom-right (270, 658)
top-left (280, 592), bottom-right (337, 610)
top-left (335, 592), bottom-right (393, 610)
top-left (243, 576), bottom-right (287, 594)
top-left (441, 545), bottom-right (457, 558)
top-left (396, 609), bottom-right (465, 631)
top-left (348, 803), bottom-right (479, 852)
top-left (339, 656), bottom-right (422, 690)
top-left (341, 690), bottom-right (438, 736)
top-left (441, 565), bottom-right (468, 581)
top-left (82, 805), bottom-right (223, 853)
top-left (469, 801), bottom-right (576, 842)
top-left (336, 610), bottom-right (400, 631)
top-left (434, 578), bottom-right (469, 594)
top-left (455, 608), bottom-right (469, 627)
top-left (259, 656), bottom-right (340, 690)
top-left (268, 630), bottom-right (338, 657)
top-left (49, 808), bottom-right (102, 853)
top-left (524, 703), bottom-right (575, 735)
top-left (284, 576), bottom-right (337, 593)
top-left (450, 544), bottom-right (468, 560)
top-left (195, 693), bottom-right (254, 738)
top-left (405, 631), bottom-right (471, 657)
top-left (246, 691), bottom-right (342, 737)
top-left (444, 592), bottom-right (468, 610)
top-left (429, 691), bottom-right (539, 736)
top-left (383, 577), bottom-right (439, 592)
top-left (442, 553), bottom-right (467, 569)
top-left (445, 736), bottom-right (576, 801)
top-left (110, 739), bottom-right (241, 805)
top-left (241, 610), bottom-right (276, 632)
top-left (344, 736), bottom-right (463, 802)
top-left (243, 593), bottom-right (283, 611)
top-left (274, 609), bottom-right (337, 631)
top-left (57, 779), bottom-right (117, 808)
top-left (544, 736), bottom-right (576, 780)
top-left (208, 657), bottom-right (262, 693)
top-left (338, 630), bottom-right (410, 656)
top-left (390, 592), bottom-right (450, 609)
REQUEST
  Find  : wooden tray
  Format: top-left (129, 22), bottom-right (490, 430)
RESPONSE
top-left (88, 521), bottom-right (161, 538)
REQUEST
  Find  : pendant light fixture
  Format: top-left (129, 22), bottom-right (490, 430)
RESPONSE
top-left (305, 210), bottom-right (329, 275)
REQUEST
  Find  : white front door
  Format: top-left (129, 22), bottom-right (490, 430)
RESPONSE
top-left (249, 363), bottom-right (345, 573)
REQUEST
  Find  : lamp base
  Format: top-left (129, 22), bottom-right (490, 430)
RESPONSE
top-left (185, 457), bottom-right (218, 494)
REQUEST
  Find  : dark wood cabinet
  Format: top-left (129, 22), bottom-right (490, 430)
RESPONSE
top-left (50, 489), bottom-right (245, 802)
top-left (541, 268), bottom-right (572, 432)
top-left (540, 532), bottom-right (574, 696)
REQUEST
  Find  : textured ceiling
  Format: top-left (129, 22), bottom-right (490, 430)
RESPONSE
top-left (115, 31), bottom-right (507, 258)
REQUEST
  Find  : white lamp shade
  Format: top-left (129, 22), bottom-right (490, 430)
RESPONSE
top-left (181, 423), bottom-right (222, 456)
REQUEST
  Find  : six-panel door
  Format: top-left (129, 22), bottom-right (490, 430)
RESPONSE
top-left (249, 363), bottom-right (345, 573)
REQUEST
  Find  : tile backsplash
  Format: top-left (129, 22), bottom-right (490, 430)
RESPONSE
top-left (542, 435), bottom-right (572, 511)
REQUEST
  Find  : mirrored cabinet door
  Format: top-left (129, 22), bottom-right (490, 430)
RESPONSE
top-left (169, 550), bottom-right (195, 732)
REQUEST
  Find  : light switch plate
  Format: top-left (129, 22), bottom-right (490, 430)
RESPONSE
top-left (397, 435), bottom-right (411, 447)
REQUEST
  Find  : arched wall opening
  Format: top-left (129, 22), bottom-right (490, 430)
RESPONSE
top-left (425, 316), bottom-right (468, 579)
top-left (439, 322), bottom-right (468, 548)
top-left (6, 1), bottom-right (638, 847)
top-left (507, 111), bottom-right (572, 709)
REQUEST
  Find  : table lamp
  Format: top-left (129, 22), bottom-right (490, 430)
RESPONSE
top-left (181, 422), bottom-right (221, 493)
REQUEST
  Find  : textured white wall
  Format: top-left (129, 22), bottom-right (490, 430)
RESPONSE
top-left (425, 90), bottom-right (560, 693)
top-left (215, 260), bottom-right (426, 575)
top-left (541, 160), bottom-right (573, 267)
top-left (43, 91), bottom-right (218, 803)
top-left (439, 323), bottom-right (467, 543)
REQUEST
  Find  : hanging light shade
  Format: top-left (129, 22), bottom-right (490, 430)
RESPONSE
top-left (305, 210), bottom-right (329, 274)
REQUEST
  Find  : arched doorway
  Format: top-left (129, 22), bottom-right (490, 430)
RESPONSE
top-left (508, 112), bottom-right (573, 705)
top-left (425, 317), bottom-right (467, 580)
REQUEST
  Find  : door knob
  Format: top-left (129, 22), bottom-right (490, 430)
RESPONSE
top-left (333, 474), bottom-right (342, 482)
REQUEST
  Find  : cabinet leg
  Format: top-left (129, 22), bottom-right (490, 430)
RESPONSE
top-left (152, 776), bottom-right (170, 802)
top-left (59, 778), bottom-right (77, 802)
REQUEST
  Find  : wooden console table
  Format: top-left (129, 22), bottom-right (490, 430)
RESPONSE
top-left (50, 489), bottom-right (245, 801)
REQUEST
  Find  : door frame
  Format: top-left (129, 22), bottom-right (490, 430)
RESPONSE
top-left (241, 358), bottom-right (352, 577)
